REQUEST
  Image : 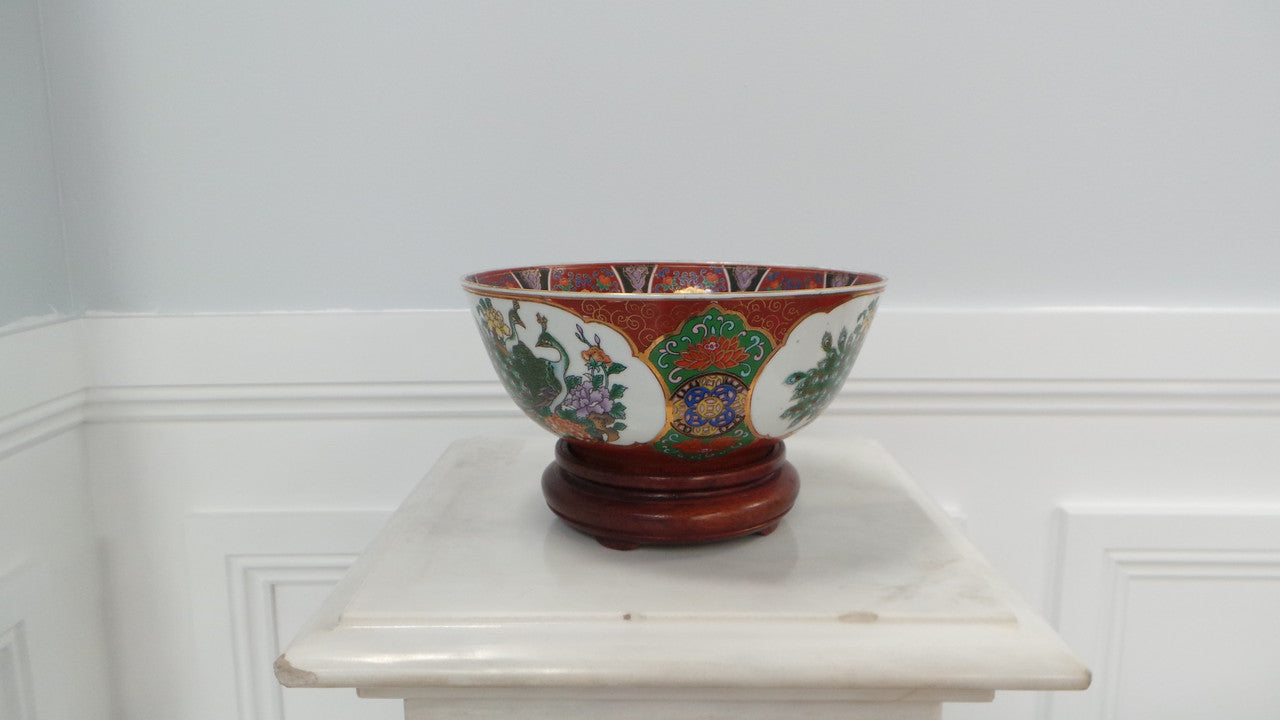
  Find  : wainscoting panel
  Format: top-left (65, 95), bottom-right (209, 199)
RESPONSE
top-left (7, 310), bottom-right (1280, 720)
top-left (0, 430), bottom-right (114, 720)
top-left (1049, 509), bottom-right (1280, 720)
top-left (185, 511), bottom-right (399, 720)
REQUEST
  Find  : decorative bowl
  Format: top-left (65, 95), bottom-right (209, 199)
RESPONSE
top-left (462, 262), bottom-right (884, 549)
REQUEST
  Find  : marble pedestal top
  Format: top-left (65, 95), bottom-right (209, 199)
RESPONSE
top-left (276, 436), bottom-right (1088, 716)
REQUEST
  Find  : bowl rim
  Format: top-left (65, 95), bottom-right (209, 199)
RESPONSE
top-left (461, 261), bottom-right (886, 300)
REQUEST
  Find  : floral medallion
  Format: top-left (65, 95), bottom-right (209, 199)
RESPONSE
top-left (669, 372), bottom-right (748, 437)
top-left (649, 307), bottom-right (773, 458)
top-left (649, 308), bottom-right (773, 389)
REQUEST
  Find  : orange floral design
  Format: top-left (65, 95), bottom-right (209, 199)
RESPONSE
top-left (675, 335), bottom-right (750, 371)
top-left (543, 414), bottom-right (593, 441)
top-left (581, 346), bottom-right (612, 365)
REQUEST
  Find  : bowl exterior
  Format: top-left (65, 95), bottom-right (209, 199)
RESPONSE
top-left (464, 281), bottom-right (880, 462)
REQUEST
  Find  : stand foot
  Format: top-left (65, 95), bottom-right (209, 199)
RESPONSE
top-left (755, 522), bottom-right (781, 537)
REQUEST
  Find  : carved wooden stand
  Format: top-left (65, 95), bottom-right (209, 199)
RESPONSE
top-left (541, 439), bottom-right (800, 549)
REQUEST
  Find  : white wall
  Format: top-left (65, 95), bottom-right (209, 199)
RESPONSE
top-left (6, 2), bottom-right (1280, 720)
top-left (1, 0), bottom-right (75, 327)
top-left (34, 1), bottom-right (1280, 314)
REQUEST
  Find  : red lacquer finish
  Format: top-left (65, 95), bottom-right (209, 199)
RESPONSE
top-left (542, 439), bottom-right (799, 549)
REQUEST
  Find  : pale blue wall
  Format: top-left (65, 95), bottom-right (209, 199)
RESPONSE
top-left (32, 2), bottom-right (1280, 313)
top-left (1, 0), bottom-right (74, 327)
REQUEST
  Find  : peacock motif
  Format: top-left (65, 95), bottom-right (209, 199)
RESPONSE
top-left (504, 312), bottom-right (569, 413)
top-left (473, 299), bottom-right (629, 443)
top-left (477, 298), bottom-right (555, 412)
top-left (779, 298), bottom-right (878, 428)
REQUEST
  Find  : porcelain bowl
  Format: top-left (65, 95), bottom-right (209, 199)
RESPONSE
top-left (462, 262), bottom-right (884, 467)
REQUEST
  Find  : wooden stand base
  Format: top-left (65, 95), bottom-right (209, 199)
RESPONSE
top-left (541, 439), bottom-right (800, 549)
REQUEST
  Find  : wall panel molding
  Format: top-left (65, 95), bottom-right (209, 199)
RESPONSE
top-left (1049, 508), bottom-right (1280, 720)
top-left (75, 378), bottom-right (1280, 424)
top-left (4, 310), bottom-right (1278, 440)
top-left (0, 318), bottom-right (86, 457)
top-left (185, 511), bottom-right (391, 720)
top-left (227, 555), bottom-right (357, 720)
top-left (79, 309), bottom-right (1280, 388)
top-left (0, 391), bottom-right (84, 459)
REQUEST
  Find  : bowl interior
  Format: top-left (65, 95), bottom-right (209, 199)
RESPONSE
top-left (463, 262), bottom-right (884, 295)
